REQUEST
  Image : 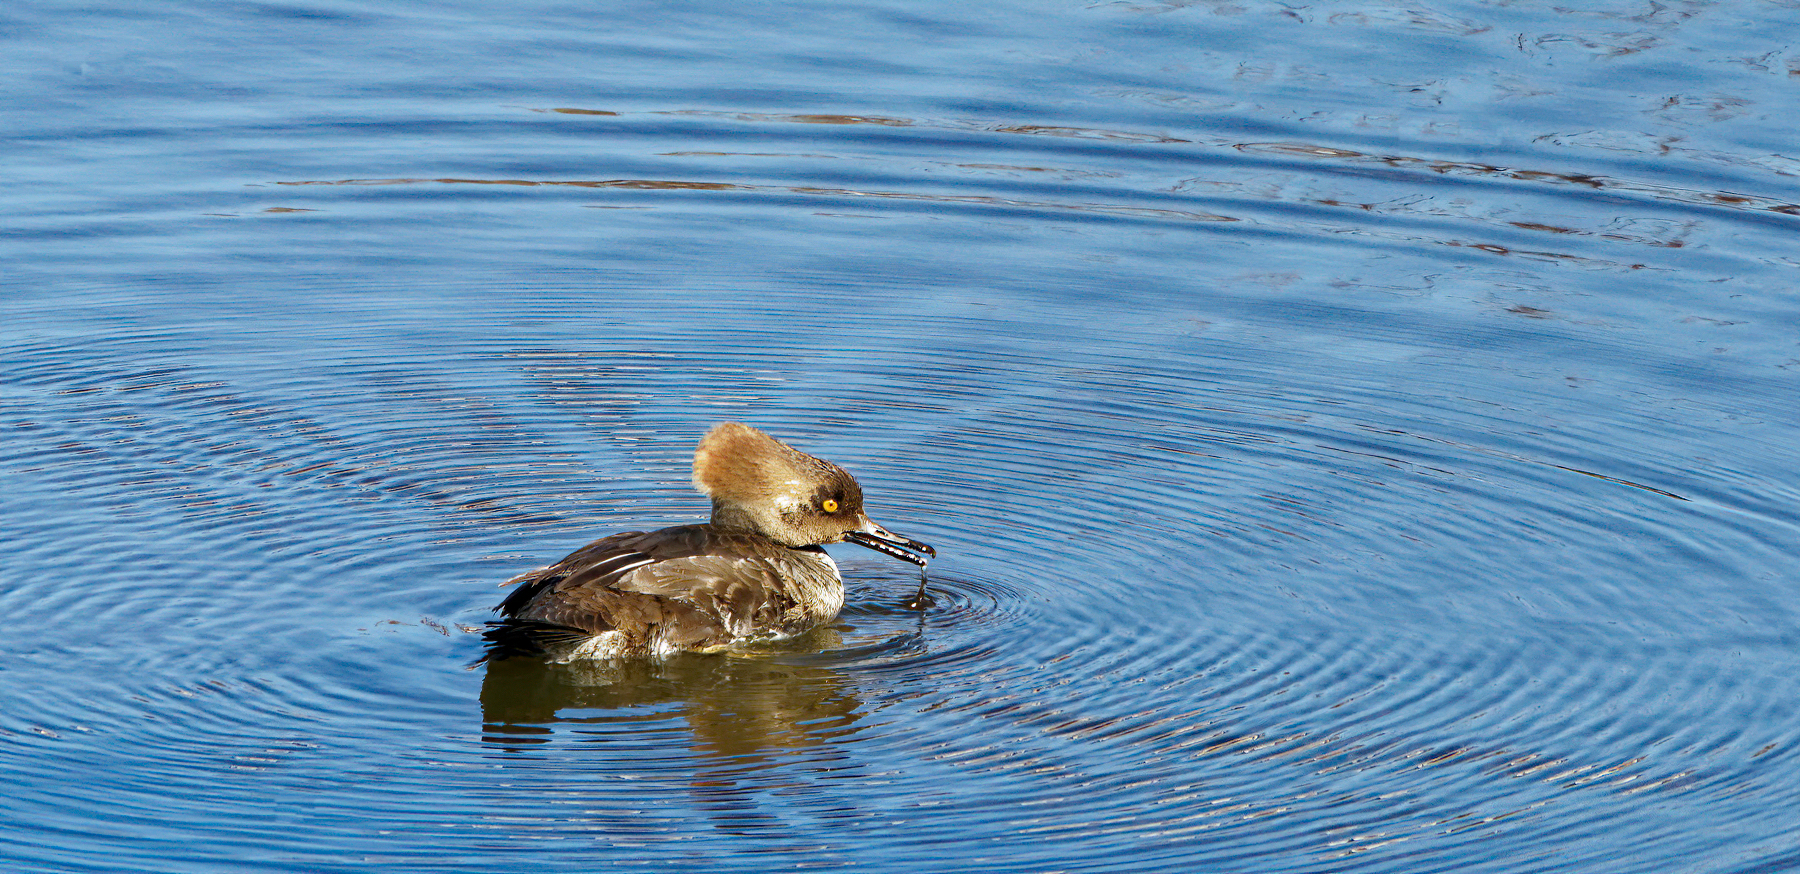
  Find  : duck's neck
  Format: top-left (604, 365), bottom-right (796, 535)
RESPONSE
top-left (709, 499), bottom-right (764, 535)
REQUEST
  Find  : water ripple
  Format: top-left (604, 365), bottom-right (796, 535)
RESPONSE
top-left (10, 2), bottom-right (1800, 866)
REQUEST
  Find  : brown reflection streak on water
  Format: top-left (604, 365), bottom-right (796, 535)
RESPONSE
top-left (273, 177), bottom-right (1240, 222)
top-left (282, 111), bottom-right (1792, 252)
top-left (1438, 239), bottom-right (1592, 264)
top-left (533, 105), bottom-right (1195, 144)
top-left (1237, 141), bottom-right (1800, 217)
top-left (992, 124), bottom-right (1190, 143)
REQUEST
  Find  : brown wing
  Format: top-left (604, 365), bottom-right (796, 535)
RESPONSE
top-left (482, 525), bottom-right (792, 660)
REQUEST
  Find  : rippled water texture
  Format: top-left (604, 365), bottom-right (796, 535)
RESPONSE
top-left (6, 1), bottom-right (1800, 871)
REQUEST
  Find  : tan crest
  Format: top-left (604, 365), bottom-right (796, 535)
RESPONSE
top-left (692, 422), bottom-right (828, 508)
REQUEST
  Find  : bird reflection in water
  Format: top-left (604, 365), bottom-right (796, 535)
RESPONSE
top-left (478, 625), bottom-right (864, 756)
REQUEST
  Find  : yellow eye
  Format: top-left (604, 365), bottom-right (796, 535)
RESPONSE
top-left (821, 499), bottom-right (839, 513)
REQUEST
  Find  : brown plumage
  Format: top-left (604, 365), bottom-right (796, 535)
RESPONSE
top-left (481, 423), bottom-right (933, 662)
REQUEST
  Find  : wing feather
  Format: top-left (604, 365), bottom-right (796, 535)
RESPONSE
top-left (483, 524), bottom-right (827, 662)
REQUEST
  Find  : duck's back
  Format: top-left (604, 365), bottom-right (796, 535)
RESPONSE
top-left (483, 524), bottom-right (844, 660)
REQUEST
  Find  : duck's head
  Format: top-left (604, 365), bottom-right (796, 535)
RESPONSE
top-left (692, 422), bottom-right (934, 566)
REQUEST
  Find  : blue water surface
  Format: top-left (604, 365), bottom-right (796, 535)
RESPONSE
top-left (4, 1), bottom-right (1800, 871)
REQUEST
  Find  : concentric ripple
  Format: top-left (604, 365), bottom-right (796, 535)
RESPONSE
top-left (9, 297), bottom-right (1800, 871)
top-left (409, 338), bottom-right (1798, 872)
top-left (9, 0), bottom-right (1800, 870)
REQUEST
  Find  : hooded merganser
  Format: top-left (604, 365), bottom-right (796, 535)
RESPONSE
top-left (481, 423), bottom-right (934, 662)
